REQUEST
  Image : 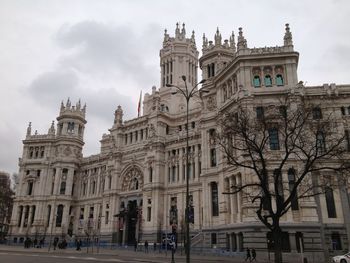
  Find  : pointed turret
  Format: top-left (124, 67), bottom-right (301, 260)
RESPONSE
top-left (237, 27), bottom-right (247, 50)
top-left (202, 33), bottom-right (208, 50)
top-left (230, 31), bottom-right (236, 52)
top-left (181, 23), bottom-right (186, 39)
top-left (284, 23), bottom-right (293, 46)
top-left (66, 97), bottom-right (71, 108)
top-left (214, 27), bottom-right (222, 46)
top-left (48, 120), bottom-right (55, 135)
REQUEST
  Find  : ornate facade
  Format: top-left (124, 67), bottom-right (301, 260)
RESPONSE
top-left (9, 23), bottom-right (350, 262)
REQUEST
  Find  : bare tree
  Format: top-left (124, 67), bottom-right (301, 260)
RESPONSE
top-left (218, 95), bottom-right (349, 263)
top-left (0, 172), bottom-right (14, 240)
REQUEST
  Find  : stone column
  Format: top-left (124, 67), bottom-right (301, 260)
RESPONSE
top-left (179, 151), bottom-right (183, 184)
top-left (236, 175), bottom-right (242, 222)
top-left (195, 146), bottom-right (199, 181)
top-left (53, 167), bottom-right (61, 195)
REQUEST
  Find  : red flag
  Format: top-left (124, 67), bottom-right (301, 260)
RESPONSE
top-left (137, 91), bottom-right (142, 117)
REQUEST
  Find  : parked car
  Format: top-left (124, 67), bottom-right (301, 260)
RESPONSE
top-left (332, 252), bottom-right (350, 263)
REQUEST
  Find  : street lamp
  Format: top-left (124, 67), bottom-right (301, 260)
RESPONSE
top-left (166, 75), bottom-right (208, 263)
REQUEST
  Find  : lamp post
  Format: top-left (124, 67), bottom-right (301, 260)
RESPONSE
top-left (166, 76), bottom-right (207, 263)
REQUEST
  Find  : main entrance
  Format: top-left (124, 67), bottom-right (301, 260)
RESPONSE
top-left (117, 199), bottom-right (142, 245)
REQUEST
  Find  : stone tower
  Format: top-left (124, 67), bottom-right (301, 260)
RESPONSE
top-left (199, 27), bottom-right (236, 81)
top-left (160, 22), bottom-right (199, 88)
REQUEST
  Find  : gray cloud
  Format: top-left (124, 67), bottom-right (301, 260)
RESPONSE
top-left (55, 21), bottom-right (160, 86)
top-left (26, 69), bottom-right (134, 123)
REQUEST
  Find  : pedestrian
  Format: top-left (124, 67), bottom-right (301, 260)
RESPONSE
top-left (245, 248), bottom-right (251, 261)
top-left (53, 237), bottom-right (58, 250)
top-left (153, 242), bottom-right (157, 252)
top-left (33, 238), bottom-right (38, 248)
top-left (39, 238), bottom-right (44, 248)
top-left (145, 240), bottom-right (149, 253)
top-left (134, 240), bottom-right (138, 251)
top-left (76, 238), bottom-right (82, 251)
top-left (251, 248), bottom-right (256, 261)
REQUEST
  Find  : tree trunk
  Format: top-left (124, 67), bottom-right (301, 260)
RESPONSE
top-left (272, 227), bottom-right (283, 263)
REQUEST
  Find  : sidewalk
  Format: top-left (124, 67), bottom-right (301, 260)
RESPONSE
top-left (0, 244), bottom-right (254, 263)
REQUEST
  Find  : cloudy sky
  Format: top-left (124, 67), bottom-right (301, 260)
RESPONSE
top-left (1, 0), bottom-right (350, 175)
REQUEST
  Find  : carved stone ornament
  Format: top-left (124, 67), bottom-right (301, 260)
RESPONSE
top-left (207, 95), bottom-right (217, 111)
top-left (121, 167), bottom-right (143, 191)
top-left (64, 146), bottom-right (72, 156)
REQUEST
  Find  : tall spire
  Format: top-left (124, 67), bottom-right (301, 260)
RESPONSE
top-left (284, 23), bottom-right (293, 46)
top-left (214, 27), bottom-right (222, 46)
top-left (202, 33), bottom-right (208, 49)
top-left (230, 31), bottom-right (236, 52)
top-left (175, 22), bottom-right (180, 39)
top-left (48, 120), bottom-right (55, 135)
top-left (237, 27), bottom-right (247, 50)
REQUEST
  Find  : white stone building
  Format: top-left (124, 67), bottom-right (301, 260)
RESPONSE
top-left (9, 23), bottom-right (350, 262)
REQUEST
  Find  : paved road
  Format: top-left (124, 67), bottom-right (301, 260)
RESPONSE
top-left (0, 247), bottom-right (244, 263)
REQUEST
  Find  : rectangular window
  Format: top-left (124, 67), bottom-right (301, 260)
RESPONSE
top-left (268, 128), bottom-right (280, 150)
top-left (211, 182), bottom-right (219, 216)
top-left (345, 130), bottom-right (350, 152)
top-left (325, 187), bottom-right (337, 218)
top-left (210, 148), bottom-right (217, 167)
top-left (172, 166), bottom-right (176, 182)
top-left (256, 106), bottom-right (264, 119)
top-left (105, 211), bottom-right (109, 224)
top-left (147, 207), bottom-right (151, 222)
top-left (312, 107), bottom-right (322, 120)
top-left (331, 232), bottom-right (342, 250)
top-left (28, 182), bottom-right (33, 195)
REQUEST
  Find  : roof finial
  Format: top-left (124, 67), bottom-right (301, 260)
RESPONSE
top-left (181, 23), bottom-right (186, 39)
top-left (26, 122), bottom-right (32, 136)
top-left (202, 33), bottom-right (208, 49)
top-left (48, 120), bottom-right (55, 135)
top-left (175, 22), bottom-right (180, 38)
top-left (191, 30), bottom-right (195, 43)
top-left (284, 23), bottom-right (293, 46)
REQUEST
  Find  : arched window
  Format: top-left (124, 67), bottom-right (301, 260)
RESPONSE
top-left (211, 182), bottom-right (219, 216)
top-left (56, 205), bottom-right (64, 227)
top-left (276, 74), bottom-right (284, 86)
top-left (264, 75), bottom-right (272, 87)
top-left (325, 187), bottom-right (337, 218)
top-left (253, 76), bottom-right (261, 87)
top-left (59, 181), bottom-right (66, 195)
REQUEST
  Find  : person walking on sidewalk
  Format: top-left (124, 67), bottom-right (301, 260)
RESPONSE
top-left (251, 248), bottom-right (256, 261)
top-left (144, 240), bottom-right (149, 253)
top-left (245, 248), bottom-right (251, 261)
